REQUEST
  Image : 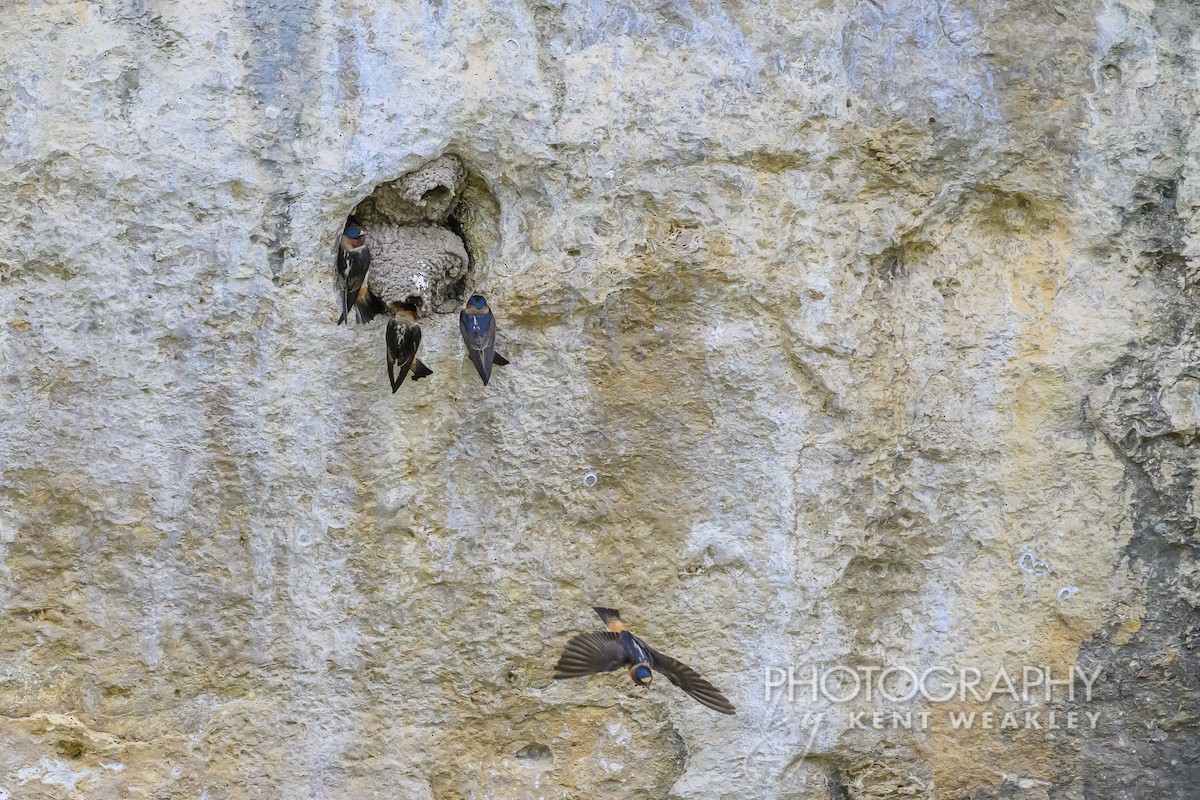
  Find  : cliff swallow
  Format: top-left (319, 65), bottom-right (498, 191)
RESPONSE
top-left (459, 294), bottom-right (510, 385)
top-left (553, 607), bottom-right (735, 714)
top-left (385, 306), bottom-right (433, 392)
top-left (336, 220), bottom-right (383, 324)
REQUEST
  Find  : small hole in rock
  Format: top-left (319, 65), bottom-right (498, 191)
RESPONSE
top-left (515, 743), bottom-right (553, 760)
top-left (57, 740), bottom-right (84, 760)
top-left (565, 247), bottom-right (582, 257)
top-left (879, 246), bottom-right (905, 280)
top-left (421, 186), bottom-right (452, 206)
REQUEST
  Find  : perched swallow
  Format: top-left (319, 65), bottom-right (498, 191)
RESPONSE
top-left (553, 607), bottom-right (735, 714)
top-left (459, 295), bottom-right (510, 385)
top-left (385, 307), bottom-right (433, 392)
top-left (336, 220), bottom-right (382, 325)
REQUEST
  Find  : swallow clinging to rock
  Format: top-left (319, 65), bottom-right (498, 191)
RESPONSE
top-left (459, 294), bottom-right (510, 386)
top-left (335, 220), bottom-right (382, 325)
top-left (553, 607), bottom-right (736, 714)
top-left (385, 304), bottom-right (432, 392)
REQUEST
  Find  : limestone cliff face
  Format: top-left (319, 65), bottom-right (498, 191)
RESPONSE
top-left (1, 1), bottom-right (1197, 798)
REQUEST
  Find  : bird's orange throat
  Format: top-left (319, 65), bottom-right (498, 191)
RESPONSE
top-left (607, 619), bottom-right (627, 633)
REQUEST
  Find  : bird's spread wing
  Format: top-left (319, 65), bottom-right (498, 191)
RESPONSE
top-left (553, 632), bottom-right (627, 678)
top-left (647, 646), bottom-right (736, 714)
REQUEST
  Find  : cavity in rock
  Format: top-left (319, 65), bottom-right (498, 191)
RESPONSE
top-left (343, 154), bottom-right (497, 316)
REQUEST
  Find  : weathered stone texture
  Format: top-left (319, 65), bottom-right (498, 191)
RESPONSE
top-left (0, 0), bottom-right (1197, 798)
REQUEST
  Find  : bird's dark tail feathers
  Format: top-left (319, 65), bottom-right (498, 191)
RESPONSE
top-left (593, 607), bottom-right (622, 627)
top-left (493, 353), bottom-right (510, 366)
top-left (359, 292), bottom-right (386, 324)
top-left (413, 360), bottom-right (433, 381)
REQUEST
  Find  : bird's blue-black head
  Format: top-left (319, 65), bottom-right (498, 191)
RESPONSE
top-left (467, 295), bottom-right (488, 309)
top-left (344, 223), bottom-right (365, 240)
top-left (633, 665), bottom-right (653, 686)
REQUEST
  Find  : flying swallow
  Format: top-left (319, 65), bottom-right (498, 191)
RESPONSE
top-left (553, 607), bottom-right (735, 714)
top-left (336, 220), bottom-right (383, 325)
top-left (459, 294), bottom-right (510, 385)
top-left (385, 306), bottom-right (433, 392)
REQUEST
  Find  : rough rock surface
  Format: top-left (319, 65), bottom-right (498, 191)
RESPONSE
top-left (1, 1), bottom-right (1198, 799)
